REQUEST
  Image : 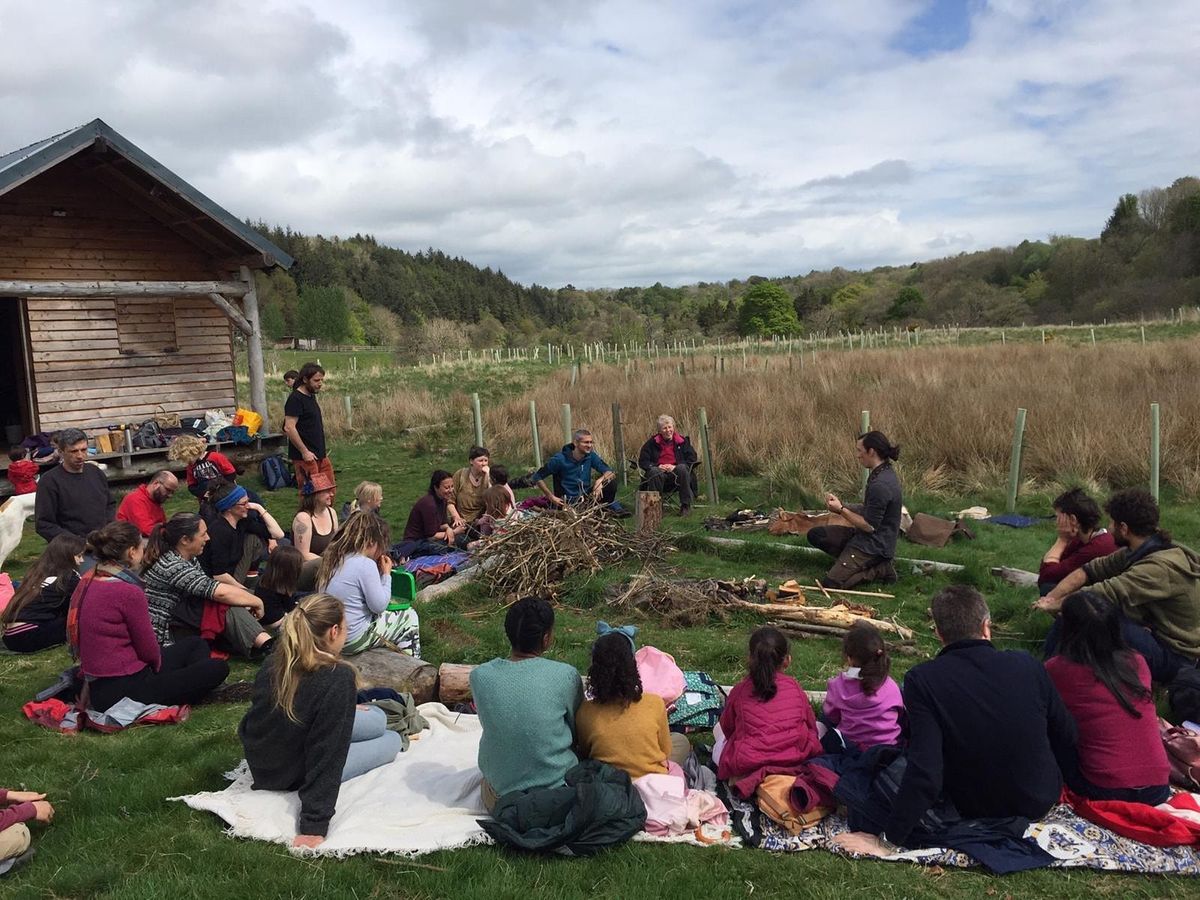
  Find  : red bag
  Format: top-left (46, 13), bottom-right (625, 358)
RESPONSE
top-left (1161, 717), bottom-right (1200, 789)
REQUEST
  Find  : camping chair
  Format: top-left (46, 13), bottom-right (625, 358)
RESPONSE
top-left (633, 459), bottom-right (700, 509)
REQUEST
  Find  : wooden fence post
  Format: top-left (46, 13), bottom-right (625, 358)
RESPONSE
top-left (344, 395), bottom-right (354, 431)
top-left (612, 402), bottom-right (627, 487)
top-left (561, 403), bottom-right (573, 446)
top-left (698, 407), bottom-right (719, 505)
top-left (530, 400), bottom-right (542, 469)
top-left (470, 393), bottom-right (484, 447)
top-left (860, 410), bottom-right (870, 491)
top-left (1150, 402), bottom-right (1161, 501)
top-left (1006, 408), bottom-right (1028, 513)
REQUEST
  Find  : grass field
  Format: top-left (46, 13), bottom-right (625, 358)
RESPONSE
top-left (4, 430), bottom-right (1200, 899)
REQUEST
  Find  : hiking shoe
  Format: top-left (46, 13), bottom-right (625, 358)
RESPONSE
top-left (879, 562), bottom-right (898, 584)
top-left (3, 847), bottom-right (34, 875)
top-left (679, 505), bottom-right (692, 517)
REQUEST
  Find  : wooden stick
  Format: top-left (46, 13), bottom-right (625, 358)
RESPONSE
top-left (803, 584), bottom-right (895, 599)
top-left (814, 579), bottom-right (833, 601)
top-left (769, 620), bottom-right (850, 638)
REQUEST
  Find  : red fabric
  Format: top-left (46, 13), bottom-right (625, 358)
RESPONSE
top-left (1039, 531), bottom-right (1118, 584)
top-left (116, 484), bottom-right (166, 537)
top-left (1064, 787), bottom-right (1200, 847)
top-left (717, 674), bottom-right (824, 798)
top-left (1045, 654), bottom-right (1169, 789)
top-left (199, 600), bottom-right (231, 660)
top-left (22, 698), bottom-right (189, 734)
top-left (6, 459), bottom-right (39, 494)
top-left (294, 456), bottom-right (335, 493)
top-left (654, 433), bottom-right (684, 467)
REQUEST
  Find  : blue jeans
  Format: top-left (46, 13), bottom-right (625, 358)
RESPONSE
top-left (341, 706), bottom-right (402, 782)
top-left (1043, 613), bottom-right (1196, 684)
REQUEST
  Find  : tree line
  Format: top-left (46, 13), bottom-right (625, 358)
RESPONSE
top-left (249, 175), bottom-right (1200, 350)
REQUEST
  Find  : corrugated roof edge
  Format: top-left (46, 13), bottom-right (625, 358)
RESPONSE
top-left (0, 118), bottom-right (293, 270)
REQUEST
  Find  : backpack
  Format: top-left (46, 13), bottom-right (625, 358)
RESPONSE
top-left (132, 420), bottom-right (167, 450)
top-left (260, 455), bottom-right (295, 491)
top-left (1160, 718), bottom-right (1200, 790)
top-left (754, 775), bottom-right (832, 834)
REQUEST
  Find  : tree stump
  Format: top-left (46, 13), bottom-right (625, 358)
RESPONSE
top-left (437, 663), bottom-right (476, 704)
top-left (352, 649), bottom-right (438, 705)
top-left (634, 490), bottom-right (662, 532)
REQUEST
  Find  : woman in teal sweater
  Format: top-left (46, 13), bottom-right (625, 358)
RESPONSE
top-left (470, 597), bottom-right (584, 812)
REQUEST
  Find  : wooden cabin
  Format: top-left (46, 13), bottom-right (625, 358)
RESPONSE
top-left (0, 118), bottom-right (292, 444)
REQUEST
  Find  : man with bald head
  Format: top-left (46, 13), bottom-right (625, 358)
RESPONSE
top-left (117, 470), bottom-right (179, 538)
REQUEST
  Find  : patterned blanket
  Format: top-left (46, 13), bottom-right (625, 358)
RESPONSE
top-left (720, 784), bottom-right (1200, 875)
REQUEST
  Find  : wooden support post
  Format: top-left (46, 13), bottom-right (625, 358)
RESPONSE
top-left (238, 267), bottom-right (270, 433)
top-left (860, 410), bottom-right (871, 491)
top-left (634, 491), bottom-right (663, 532)
top-left (612, 402), bottom-right (627, 487)
top-left (470, 393), bottom-right (484, 447)
top-left (1006, 407), bottom-right (1028, 513)
top-left (561, 403), bottom-right (573, 446)
top-left (698, 407), bottom-right (719, 504)
top-left (530, 400), bottom-right (542, 468)
top-left (1150, 402), bottom-right (1161, 501)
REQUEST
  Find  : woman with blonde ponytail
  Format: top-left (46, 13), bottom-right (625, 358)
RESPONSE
top-left (238, 593), bottom-right (401, 848)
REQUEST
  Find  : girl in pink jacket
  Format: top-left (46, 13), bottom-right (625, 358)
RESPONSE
top-left (715, 627), bottom-right (823, 795)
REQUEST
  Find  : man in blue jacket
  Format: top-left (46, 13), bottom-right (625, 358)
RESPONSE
top-left (533, 429), bottom-right (624, 514)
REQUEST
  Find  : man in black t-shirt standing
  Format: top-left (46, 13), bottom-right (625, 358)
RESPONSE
top-left (283, 362), bottom-right (333, 493)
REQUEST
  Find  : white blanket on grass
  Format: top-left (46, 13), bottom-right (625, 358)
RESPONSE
top-left (174, 703), bottom-right (491, 857)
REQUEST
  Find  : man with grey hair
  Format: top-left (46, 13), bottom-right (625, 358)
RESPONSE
top-left (532, 428), bottom-right (623, 513)
top-left (637, 414), bottom-right (698, 516)
top-left (833, 585), bottom-right (1076, 861)
top-left (116, 470), bottom-right (179, 537)
top-left (34, 428), bottom-right (115, 542)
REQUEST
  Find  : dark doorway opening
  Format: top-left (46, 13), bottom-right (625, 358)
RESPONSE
top-left (0, 299), bottom-right (35, 443)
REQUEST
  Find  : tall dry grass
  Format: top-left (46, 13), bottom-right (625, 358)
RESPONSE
top-left (483, 340), bottom-right (1200, 498)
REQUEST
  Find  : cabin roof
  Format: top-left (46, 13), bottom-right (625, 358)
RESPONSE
top-left (0, 118), bottom-right (293, 269)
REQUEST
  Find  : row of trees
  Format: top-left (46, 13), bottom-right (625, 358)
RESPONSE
top-left (250, 176), bottom-right (1200, 348)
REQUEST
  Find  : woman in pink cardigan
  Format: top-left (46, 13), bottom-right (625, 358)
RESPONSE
top-left (72, 521), bottom-right (228, 711)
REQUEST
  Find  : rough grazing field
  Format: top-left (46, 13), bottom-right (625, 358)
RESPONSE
top-left (484, 337), bottom-right (1200, 499)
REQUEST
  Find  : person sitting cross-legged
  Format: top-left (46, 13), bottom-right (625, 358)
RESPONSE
top-left (199, 482), bottom-right (285, 586)
top-left (116, 470), bottom-right (179, 539)
top-left (532, 429), bottom-right (622, 514)
top-left (637, 415), bottom-right (698, 516)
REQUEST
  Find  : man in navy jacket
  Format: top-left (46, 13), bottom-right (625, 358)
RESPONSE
top-left (836, 584), bottom-right (1077, 856)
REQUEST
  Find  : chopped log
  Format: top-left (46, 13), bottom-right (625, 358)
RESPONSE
top-left (991, 566), bottom-right (1039, 588)
top-left (733, 598), bottom-right (914, 640)
top-left (437, 663), bottom-right (475, 704)
top-left (635, 491), bottom-right (662, 533)
top-left (353, 649), bottom-right (438, 705)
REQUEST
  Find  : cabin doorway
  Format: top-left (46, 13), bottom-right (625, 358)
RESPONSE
top-left (0, 299), bottom-right (36, 442)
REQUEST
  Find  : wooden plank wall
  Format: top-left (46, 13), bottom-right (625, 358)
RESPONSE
top-left (0, 161), bottom-right (239, 432)
top-left (27, 298), bottom-right (235, 432)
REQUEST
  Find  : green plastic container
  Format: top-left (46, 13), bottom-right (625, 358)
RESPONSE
top-left (387, 569), bottom-right (417, 611)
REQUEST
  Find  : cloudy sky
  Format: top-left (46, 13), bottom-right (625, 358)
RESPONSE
top-left (2, 1), bottom-right (1197, 287)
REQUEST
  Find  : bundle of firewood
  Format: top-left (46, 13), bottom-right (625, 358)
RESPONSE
top-left (603, 573), bottom-right (769, 626)
top-left (474, 503), bottom-right (671, 599)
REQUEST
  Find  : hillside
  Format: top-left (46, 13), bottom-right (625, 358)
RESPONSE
top-left (250, 176), bottom-right (1200, 350)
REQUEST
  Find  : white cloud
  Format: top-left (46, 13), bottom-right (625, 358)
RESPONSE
top-left (1, 0), bottom-right (1197, 286)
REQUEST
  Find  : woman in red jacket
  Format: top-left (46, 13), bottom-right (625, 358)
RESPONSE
top-left (72, 521), bottom-right (229, 711)
top-left (1046, 592), bottom-right (1171, 804)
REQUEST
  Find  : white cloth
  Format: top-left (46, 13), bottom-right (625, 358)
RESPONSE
top-left (174, 703), bottom-right (489, 857)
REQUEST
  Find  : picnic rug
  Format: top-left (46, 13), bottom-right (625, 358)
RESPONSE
top-left (174, 702), bottom-right (735, 857)
top-left (720, 783), bottom-right (1200, 874)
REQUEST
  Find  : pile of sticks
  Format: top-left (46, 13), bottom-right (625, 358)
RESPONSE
top-left (475, 503), bottom-right (671, 600)
top-left (604, 573), bottom-right (769, 627)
